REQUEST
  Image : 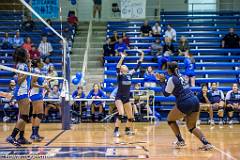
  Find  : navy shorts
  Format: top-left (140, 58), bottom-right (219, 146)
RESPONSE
top-left (115, 95), bottom-right (130, 104)
top-left (177, 96), bottom-right (200, 115)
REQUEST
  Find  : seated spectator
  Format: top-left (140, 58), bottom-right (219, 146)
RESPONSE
top-left (197, 84), bottom-right (214, 126)
top-left (29, 45), bottom-right (40, 60)
top-left (22, 16), bottom-right (35, 32)
top-left (47, 66), bottom-right (58, 88)
top-left (45, 85), bottom-right (61, 121)
top-left (38, 36), bottom-right (53, 59)
top-left (1, 32), bottom-right (12, 49)
top-left (103, 38), bottom-right (115, 57)
top-left (72, 86), bottom-right (86, 115)
top-left (12, 31), bottom-right (24, 48)
top-left (114, 37), bottom-right (128, 56)
top-left (222, 28), bottom-right (240, 48)
top-left (152, 22), bottom-right (161, 37)
top-left (164, 24), bottom-right (176, 42)
top-left (67, 11), bottom-right (79, 29)
top-left (42, 57), bottom-right (53, 75)
top-left (110, 31), bottom-right (119, 46)
top-left (2, 80), bottom-right (18, 122)
top-left (122, 32), bottom-right (130, 46)
top-left (184, 52), bottom-right (195, 87)
top-left (87, 83), bottom-right (106, 122)
top-left (178, 36), bottom-right (189, 56)
top-left (42, 19), bottom-right (54, 36)
top-left (150, 38), bottom-right (162, 62)
top-left (140, 20), bottom-right (152, 37)
top-left (225, 83), bottom-right (240, 125)
top-left (22, 37), bottom-right (33, 52)
top-left (158, 37), bottom-right (174, 69)
top-left (143, 66), bottom-right (157, 88)
top-left (209, 83), bottom-right (225, 126)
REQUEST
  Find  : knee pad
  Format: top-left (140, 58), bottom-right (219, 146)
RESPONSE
top-left (225, 106), bottom-right (233, 112)
top-left (20, 115), bottom-right (29, 123)
top-left (117, 114), bottom-right (125, 122)
top-left (218, 109), bottom-right (224, 117)
top-left (37, 114), bottom-right (45, 120)
top-left (32, 114), bottom-right (37, 118)
top-left (127, 118), bottom-right (134, 122)
top-left (189, 127), bottom-right (196, 133)
top-left (167, 121), bottom-right (176, 125)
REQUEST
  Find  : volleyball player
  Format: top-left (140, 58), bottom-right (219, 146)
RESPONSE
top-left (30, 58), bottom-right (48, 142)
top-left (156, 62), bottom-right (213, 150)
top-left (6, 47), bottom-right (31, 146)
top-left (225, 83), bottom-right (240, 125)
top-left (113, 50), bottom-right (144, 137)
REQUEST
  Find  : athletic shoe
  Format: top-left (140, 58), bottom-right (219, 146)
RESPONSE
top-left (199, 143), bottom-right (213, 151)
top-left (228, 120), bottom-right (233, 125)
top-left (219, 120), bottom-right (223, 126)
top-left (30, 135), bottom-right (43, 142)
top-left (173, 140), bottom-right (186, 148)
top-left (17, 137), bottom-right (32, 144)
top-left (6, 136), bottom-right (21, 147)
top-left (114, 131), bottom-right (120, 137)
top-left (125, 130), bottom-right (135, 136)
top-left (210, 120), bottom-right (215, 126)
top-left (196, 120), bottom-right (201, 126)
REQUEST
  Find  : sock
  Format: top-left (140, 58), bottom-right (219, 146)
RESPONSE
top-left (32, 126), bottom-right (37, 136)
top-left (228, 117), bottom-right (232, 121)
top-left (19, 131), bottom-right (24, 139)
top-left (176, 134), bottom-right (184, 142)
top-left (201, 137), bottom-right (210, 145)
top-left (35, 126), bottom-right (39, 136)
top-left (11, 128), bottom-right (20, 138)
top-left (114, 127), bottom-right (119, 132)
top-left (125, 127), bottom-right (130, 132)
top-left (219, 117), bottom-right (223, 121)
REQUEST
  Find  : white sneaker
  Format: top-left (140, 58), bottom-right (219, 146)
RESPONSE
top-left (228, 120), bottom-right (233, 125)
top-left (114, 131), bottom-right (120, 137)
top-left (210, 120), bottom-right (215, 126)
top-left (199, 143), bottom-right (213, 151)
top-left (173, 140), bottom-right (186, 149)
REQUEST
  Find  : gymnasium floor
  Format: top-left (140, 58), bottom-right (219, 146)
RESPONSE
top-left (0, 122), bottom-right (239, 160)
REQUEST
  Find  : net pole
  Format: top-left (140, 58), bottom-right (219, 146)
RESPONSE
top-left (18, 0), bottom-right (71, 130)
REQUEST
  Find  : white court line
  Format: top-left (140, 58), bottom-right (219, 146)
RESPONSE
top-left (213, 145), bottom-right (238, 160)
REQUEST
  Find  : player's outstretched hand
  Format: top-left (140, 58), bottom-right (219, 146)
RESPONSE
top-left (156, 73), bottom-right (166, 82)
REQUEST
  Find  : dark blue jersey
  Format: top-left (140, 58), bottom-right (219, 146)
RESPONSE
top-left (209, 89), bottom-right (224, 104)
top-left (225, 90), bottom-right (240, 104)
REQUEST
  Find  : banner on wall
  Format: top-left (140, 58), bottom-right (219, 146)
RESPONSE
top-left (32, 0), bottom-right (59, 19)
top-left (121, 0), bottom-right (146, 19)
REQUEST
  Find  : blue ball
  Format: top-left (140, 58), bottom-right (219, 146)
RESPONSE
top-left (76, 72), bottom-right (82, 79)
top-left (72, 77), bottom-right (80, 85)
top-left (71, 0), bottom-right (77, 5)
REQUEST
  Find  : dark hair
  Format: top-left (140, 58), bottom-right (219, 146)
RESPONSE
top-left (31, 58), bottom-right (41, 68)
top-left (46, 19), bottom-right (52, 25)
top-left (24, 36), bottom-right (31, 43)
top-left (13, 47), bottom-right (28, 63)
top-left (201, 84), bottom-right (208, 89)
top-left (77, 86), bottom-right (83, 90)
top-left (167, 61), bottom-right (179, 76)
top-left (93, 83), bottom-right (100, 90)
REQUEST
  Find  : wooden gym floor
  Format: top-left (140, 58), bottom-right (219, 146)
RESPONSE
top-left (0, 122), bottom-right (239, 160)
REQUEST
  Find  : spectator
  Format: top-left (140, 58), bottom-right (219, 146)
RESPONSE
top-left (140, 20), bottom-right (152, 37)
top-left (22, 16), bottom-right (35, 32)
top-left (114, 37), bottom-right (128, 56)
top-left (87, 83), bottom-right (106, 122)
top-left (152, 22), bottom-right (161, 37)
top-left (150, 38), bottom-right (162, 62)
top-left (45, 85), bottom-right (61, 121)
top-left (12, 31), bottom-right (24, 48)
top-left (197, 84), bottom-right (214, 126)
top-left (67, 11), bottom-right (79, 29)
top-left (72, 86), bottom-right (86, 115)
top-left (209, 83), bottom-right (225, 126)
top-left (122, 32), bottom-right (130, 46)
top-left (143, 66), bottom-right (157, 88)
top-left (29, 45), bottom-right (40, 60)
top-left (158, 37), bottom-right (174, 69)
top-left (38, 36), bottom-right (53, 59)
top-left (103, 38), bottom-right (115, 57)
top-left (2, 80), bottom-right (18, 122)
top-left (93, 0), bottom-right (102, 20)
top-left (110, 31), bottom-right (119, 46)
top-left (42, 19), bottom-right (54, 36)
top-left (178, 36), bottom-right (189, 56)
top-left (47, 66), bottom-right (58, 89)
top-left (184, 52), bottom-right (195, 87)
top-left (225, 83), bottom-right (240, 125)
top-left (1, 32), bottom-right (12, 49)
top-left (63, 26), bottom-right (73, 42)
top-left (22, 37), bottom-right (33, 52)
top-left (41, 57), bottom-right (53, 75)
top-left (222, 28), bottom-right (240, 48)
top-left (165, 24), bottom-right (177, 42)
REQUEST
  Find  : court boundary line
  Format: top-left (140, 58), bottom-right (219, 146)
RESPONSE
top-left (213, 145), bottom-right (238, 160)
top-left (45, 130), bottom-right (66, 146)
